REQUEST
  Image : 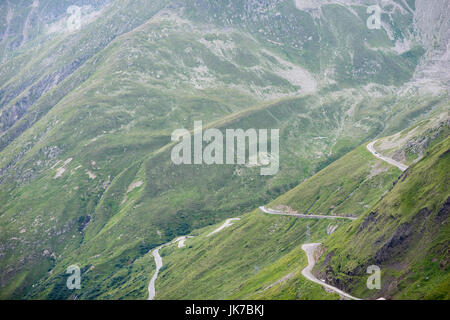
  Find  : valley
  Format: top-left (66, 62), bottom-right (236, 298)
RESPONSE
top-left (0, 0), bottom-right (448, 300)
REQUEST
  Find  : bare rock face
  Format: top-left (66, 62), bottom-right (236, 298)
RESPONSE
top-left (0, 0), bottom-right (112, 63)
top-left (412, 0), bottom-right (450, 90)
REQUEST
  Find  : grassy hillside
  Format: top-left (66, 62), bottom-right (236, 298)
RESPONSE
top-left (149, 138), bottom-right (406, 300)
top-left (16, 102), bottom-right (449, 300)
top-left (269, 145), bottom-right (401, 217)
top-left (3, 89), bottom-right (443, 299)
top-left (0, 0), bottom-right (448, 299)
top-left (70, 136), bottom-right (404, 300)
top-left (314, 134), bottom-right (450, 300)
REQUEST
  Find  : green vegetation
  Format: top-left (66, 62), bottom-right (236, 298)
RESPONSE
top-left (270, 145), bottom-right (401, 217)
top-left (314, 135), bottom-right (450, 299)
top-left (0, 0), bottom-right (448, 300)
top-left (155, 209), bottom-right (341, 300)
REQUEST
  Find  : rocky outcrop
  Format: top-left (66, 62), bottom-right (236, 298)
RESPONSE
top-left (0, 0), bottom-right (112, 63)
top-left (0, 56), bottom-right (88, 135)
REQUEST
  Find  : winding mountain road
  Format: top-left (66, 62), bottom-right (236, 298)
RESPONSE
top-left (207, 218), bottom-right (241, 237)
top-left (147, 247), bottom-right (163, 300)
top-left (259, 206), bottom-right (356, 220)
top-left (177, 235), bottom-right (194, 248)
top-left (147, 236), bottom-right (192, 300)
top-left (259, 141), bottom-right (404, 300)
top-left (367, 141), bottom-right (408, 171)
top-left (258, 207), bottom-right (361, 299)
top-left (147, 141), bottom-right (399, 300)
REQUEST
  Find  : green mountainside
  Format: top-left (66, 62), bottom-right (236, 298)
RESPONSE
top-left (0, 0), bottom-right (448, 299)
top-left (21, 112), bottom-right (449, 300)
top-left (152, 115), bottom-right (447, 300)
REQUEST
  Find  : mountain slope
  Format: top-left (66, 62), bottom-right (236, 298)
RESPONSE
top-left (147, 114), bottom-right (448, 300)
top-left (314, 129), bottom-right (450, 300)
top-left (0, 0), bottom-right (448, 300)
